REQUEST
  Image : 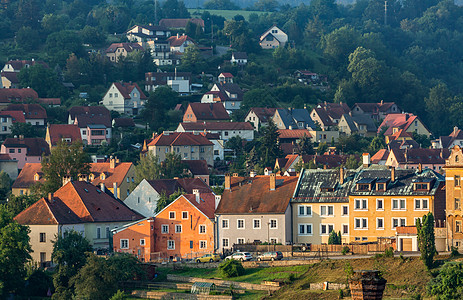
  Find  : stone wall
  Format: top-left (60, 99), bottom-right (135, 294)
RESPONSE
top-left (309, 282), bottom-right (347, 290)
top-left (131, 290), bottom-right (233, 300)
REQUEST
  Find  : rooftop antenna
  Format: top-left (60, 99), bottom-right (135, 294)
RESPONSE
top-left (384, 1), bottom-right (388, 26)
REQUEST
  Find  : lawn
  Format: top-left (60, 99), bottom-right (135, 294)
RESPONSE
top-left (156, 264), bottom-right (310, 284)
top-left (189, 9), bottom-right (266, 20)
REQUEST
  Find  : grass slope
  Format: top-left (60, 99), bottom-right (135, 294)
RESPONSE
top-left (189, 9), bottom-right (266, 20)
top-left (269, 257), bottom-right (431, 300)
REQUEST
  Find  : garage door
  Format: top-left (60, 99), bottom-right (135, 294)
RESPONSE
top-left (401, 238), bottom-right (413, 251)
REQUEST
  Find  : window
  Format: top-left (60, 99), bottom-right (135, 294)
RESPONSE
top-left (270, 238), bottom-right (278, 244)
top-left (161, 224), bottom-right (169, 233)
top-left (237, 238), bottom-right (245, 244)
top-left (222, 219), bottom-right (229, 229)
top-left (167, 240), bottom-right (175, 250)
top-left (200, 240), bottom-right (207, 249)
top-left (8, 148), bottom-right (14, 153)
top-left (456, 198), bottom-right (461, 210)
top-left (354, 199), bottom-right (368, 210)
top-left (457, 221), bottom-right (462, 233)
top-left (343, 224), bottom-right (349, 235)
top-left (39, 233), bottom-right (46, 243)
top-left (253, 219), bottom-right (261, 229)
top-left (392, 218), bottom-right (406, 229)
top-left (415, 183), bottom-right (429, 190)
top-left (376, 199), bottom-right (384, 211)
top-left (354, 218), bottom-right (368, 229)
top-left (357, 184), bottom-right (370, 191)
top-left (298, 223), bottom-right (313, 235)
top-left (377, 218), bottom-right (384, 229)
top-left (1, 126), bottom-right (6, 132)
top-left (199, 225), bottom-right (206, 234)
top-left (456, 175), bottom-right (461, 187)
top-left (237, 219), bottom-right (245, 229)
top-left (140, 239), bottom-right (145, 246)
top-left (392, 199), bottom-right (406, 210)
top-left (120, 239), bottom-right (128, 249)
top-left (175, 225), bottom-right (182, 233)
top-left (298, 205), bottom-right (312, 216)
top-left (223, 238), bottom-right (229, 248)
top-left (320, 224), bottom-right (334, 235)
top-left (96, 227), bottom-right (101, 239)
top-left (169, 212), bottom-right (175, 219)
top-left (269, 219), bottom-right (277, 229)
top-left (320, 205), bottom-right (334, 216)
top-left (415, 199), bottom-right (429, 210)
top-left (342, 206), bottom-right (348, 216)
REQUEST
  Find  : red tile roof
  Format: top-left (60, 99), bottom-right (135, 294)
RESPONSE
top-left (183, 160), bottom-right (209, 175)
top-left (216, 175), bottom-right (298, 214)
top-left (7, 103), bottom-right (47, 119)
top-left (179, 122), bottom-right (253, 131)
top-left (185, 102), bottom-right (230, 121)
top-left (0, 153), bottom-right (13, 161)
top-left (14, 197), bottom-right (82, 225)
top-left (147, 178), bottom-right (211, 195)
top-left (183, 193), bottom-right (215, 219)
top-left (113, 82), bottom-right (147, 100)
top-left (113, 118), bottom-right (135, 127)
top-left (90, 162), bottom-right (133, 187)
top-left (1, 71), bottom-right (18, 84)
top-left (0, 110), bottom-right (25, 123)
top-left (2, 138), bottom-right (50, 156)
top-left (159, 18), bottom-right (204, 28)
top-left (47, 124), bottom-right (82, 146)
top-left (371, 149), bottom-right (389, 164)
top-left (5, 60), bottom-right (48, 71)
top-left (68, 106), bottom-right (110, 121)
top-left (37, 98), bottom-right (61, 106)
top-left (11, 163), bottom-right (44, 189)
top-left (219, 72), bottom-right (233, 78)
top-left (277, 129), bottom-right (312, 139)
top-left (378, 114), bottom-right (431, 136)
top-left (167, 35), bottom-right (195, 47)
top-left (147, 132), bottom-right (213, 147)
top-left (0, 88), bottom-right (38, 103)
top-left (283, 154), bottom-right (299, 171)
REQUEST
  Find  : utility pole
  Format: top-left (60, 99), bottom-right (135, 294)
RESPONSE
top-left (384, 1), bottom-right (388, 26)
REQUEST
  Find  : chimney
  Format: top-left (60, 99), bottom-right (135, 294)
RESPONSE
top-left (113, 182), bottom-right (118, 199)
top-left (62, 175), bottom-right (72, 186)
top-left (110, 156), bottom-right (116, 169)
top-left (380, 100), bottom-right (384, 105)
top-left (224, 173), bottom-right (231, 190)
top-left (19, 135), bottom-right (24, 140)
top-left (391, 167), bottom-right (395, 182)
top-left (48, 193), bottom-right (53, 201)
top-left (250, 171), bottom-right (256, 178)
top-left (193, 189), bottom-right (200, 203)
top-left (362, 153), bottom-right (371, 168)
top-left (418, 163), bottom-right (422, 173)
top-left (215, 195), bottom-right (221, 209)
top-left (269, 173), bottom-right (276, 191)
top-left (100, 183), bottom-right (105, 192)
top-left (233, 173), bottom-right (238, 177)
top-left (177, 33), bottom-right (179, 38)
top-left (454, 126), bottom-right (459, 135)
top-left (340, 167), bottom-right (344, 185)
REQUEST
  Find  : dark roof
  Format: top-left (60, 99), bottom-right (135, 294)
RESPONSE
top-left (391, 148), bottom-right (450, 164)
top-left (186, 103), bottom-right (230, 121)
top-left (342, 114), bottom-right (377, 132)
top-left (183, 160), bottom-right (209, 175)
top-left (6, 103), bottom-right (47, 119)
top-left (75, 114), bottom-right (111, 128)
top-left (4, 60), bottom-right (48, 71)
top-left (316, 102), bottom-right (351, 120)
top-left (1, 71), bottom-right (18, 84)
top-left (301, 154), bottom-right (353, 169)
top-left (276, 109), bottom-right (315, 129)
top-left (179, 122), bottom-right (253, 131)
top-left (105, 43), bottom-right (144, 54)
top-left (68, 106), bottom-right (110, 121)
top-left (354, 102), bottom-right (399, 113)
top-left (113, 118), bottom-right (135, 127)
top-left (113, 82), bottom-right (147, 100)
top-left (232, 52), bottom-right (248, 59)
top-left (0, 88), bottom-right (38, 103)
top-left (145, 71), bottom-right (192, 85)
top-left (248, 107), bottom-right (278, 122)
top-left (147, 178), bottom-right (211, 195)
top-left (312, 107), bottom-right (335, 127)
top-left (292, 169), bottom-right (356, 203)
top-left (47, 124), bottom-right (82, 146)
top-left (2, 138), bottom-right (50, 156)
top-left (148, 132), bottom-right (213, 146)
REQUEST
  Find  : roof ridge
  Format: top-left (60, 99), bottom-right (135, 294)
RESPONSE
top-left (68, 182), bottom-right (95, 222)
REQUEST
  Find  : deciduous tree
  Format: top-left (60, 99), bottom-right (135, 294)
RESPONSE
top-left (416, 212), bottom-right (436, 269)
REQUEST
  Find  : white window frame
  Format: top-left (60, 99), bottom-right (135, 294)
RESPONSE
top-left (199, 240), bottom-right (207, 249)
top-left (169, 211), bottom-right (176, 219)
top-left (298, 205), bottom-right (312, 217)
top-left (253, 219), bottom-right (261, 229)
top-left (320, 205), bottom-right (334, 217)
top-left (161, 224), bottom-right (169, 234)
top-left (175, 224), bottom-right (182, 233)
top-left (120, 239), bottom-right (129, 249)
top-left (354, 199), bottom-right (368, 211)
top-left (342, 224), bottom-right (349, 235)
top-left (222, 238), bottom-right (229, 248)
top-left (320, 224), bottom-right (334, 236)
top-left (140, 239), bottom-right (146, 246)
top-left (392, 198), bottom-right (406, 211)
top-left (237, 219), bottom-right (245, 229)
top-left (354, 218), bottom-right (368, 230)
top-left (237, 238), bottom-right (245, 244)
top-left (167, 240), bottom-right (175, 250)
top-left (269, 219), bottom-right (278, 229)
top-left (342, 205), bottom-right (349, 216)
top-left (199, 224), bottom-right (206, 234)
top-left (222, 219), bottom-right (229, 229)
top-left (182, 211), bottom-right (188, 219)
top-left (376, 199), bottom-right (384, 211)
top-left (414, 198), bottom-right (429, 211)
top-left (376, 217), bottom-right (384, 230)
top-left (298, 223), bottom-right (313, 236)
top-left (391, 217), bottom-right (406, 229)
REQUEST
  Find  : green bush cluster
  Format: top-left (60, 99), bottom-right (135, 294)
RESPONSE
top-left (218, 259), bottom-right (245, 278)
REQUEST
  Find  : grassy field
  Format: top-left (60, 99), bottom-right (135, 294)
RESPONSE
top-left (189, 9), bottom-right (266, 20)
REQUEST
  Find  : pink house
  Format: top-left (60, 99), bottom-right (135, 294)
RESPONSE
top-left (0, 137), bottom-right (50, 169)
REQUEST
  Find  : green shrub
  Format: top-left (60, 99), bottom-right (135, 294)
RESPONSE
top-left (341, 246), bottom-right (350, 255)
top-left (384, 247), bottom-right (394, 258)
top-left (110, 290), bottom-right (125, 300)
top-left (451, 246), bottom-right (460, 257)
top-left (218, 260), bottom-right (245, 278)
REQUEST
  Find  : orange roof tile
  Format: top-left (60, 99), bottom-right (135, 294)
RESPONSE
top-left (90, 162), bottom-right (133, 186)
top-left (277, 129), bottom-right (312, 139)
top-left (47, 124), bottom-right (82, 146)
top-left (147, 132), bottom-right (213, 147)
top-left (12, 163), bottom-right (44, 189)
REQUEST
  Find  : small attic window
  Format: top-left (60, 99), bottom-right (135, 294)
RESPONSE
top-left (100, 173), bottom-right (106, 180)
top-left (84, 189), bottom-right (89, 193)
top-left (89, 174), bottom-right (95, 180)
top-left (34, 174), bottom-right (40, 181)
top-left (96, 189), bottom-right (101, 194)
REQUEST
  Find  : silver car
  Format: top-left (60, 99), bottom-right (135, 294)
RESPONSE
top-left (225, 252), bottom-right (253, 261)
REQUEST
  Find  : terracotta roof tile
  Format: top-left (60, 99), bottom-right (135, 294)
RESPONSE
top-left (14, 197), bottom-right (82, 225)
top-left (183, 193), bottom-right (215, 219)
top-left (0, 110), bottom-right (25, 123)
top-left (47, 124), bottom-right (82, 146)
top-left (37, 98), bottom-right (61, 106)
top-left (371, 149), bottom-right (389, 163)
top-left (185, 102), bottom-right (230, 121)
top-left (179, 122), bottom-right (253, 131)
top-left (113, 82), bottom-right (147, 100)
top-left (12, 163), bottom-right (44, 189)
top-left (0, 88), bottom-right (38, 103)
top-left (167, 35), bottom-right (195, 47)
top-left (219, 72), bottom-right (233, 78)
top-left (6, 103), bottom-right (47, 119)
top-left (147, 178), bottom-right (211, 195)
top-left (90, 162), bottom-right (133, 186)
top-left (147, 132), bottom-right (213, 147)
top-left (277, 129), bottom-right (312, 139)
top-left (2, 137), bottom-right (50, 156)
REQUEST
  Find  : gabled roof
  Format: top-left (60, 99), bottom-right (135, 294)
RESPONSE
top-left (159, 18), bottom-right (205, 28)
top-left (248, 107), bottom-right (278, 122)
top-left (378, 113), bottom-right (431, 136)
top-left (75, 114), bottom-right (111, 128)
top-left (47, 124), bottom-right (82, 146)
top-left (147, 178), bottom-right (211, 196)
top-left (68, 106), bottom-right (110, 121)
top-left (14, 197), bottom-right (82, 225)
top-left (389, 148), bottom-right (450, 165)
top-left (2, 138), bottom-right (50, 156)
top-left (276, 108), bottom-right (315, 129)
top-left (312, 107), bottom-right (335, 127)
top-left (113, 118), bottom-right (135, 128)
top-left (0, 88), bottom-right (38, 103)
top-left (90, 162), bottom-right (133, 186)
top-left (183, 160), bottom-right (209, 175)
top-left (315, 102), bottom-right (351, 120)
top-left (126, 24), bottom-right (169, 34)
top-left (342, 114), bottom-right (377, 132)
top-left (4, 60), bottom-right (48, 71)
top-left (283, 154), bottom-right (299, 171)
top-left (0, 110), bottom-right (25, 123)
top-left (15, 181), bottom-right (142, 224)
top-left (147, 132), bottom-right (213, 147)
top-left (219, 72), bottom-right (233, 78)
top-left (183, 193), bottom-right (215, 219)
top-left (232, 52), bottom-right (247, 59)
top-left (167, 35), bottom-right (195, 47)
top-left (371, 149), bottom-right (389, 164)
top-left (105, 43), bottom-right (144, 54)
top-left (216, 175), bottom-right (298, 214)
top-left (6, 103), bottom-right (46, 119)
top-left (186, 103), bottom-right (230, 121)
top-left (113, 82), bottom-right (147, 100)
top-left (12, 163), bottom-right (44, 189)
top-left (179, 122), bottom-right (253, 131)
top-left (354, 102), bottom-right (399, 113)
top-left (1, 71), bottom-right (18, 84)
top-left (277, 129), bottom-right (311, 139)
top-left (438, 127), bottom-right (463, 148)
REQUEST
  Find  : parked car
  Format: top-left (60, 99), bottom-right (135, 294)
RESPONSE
top-left (225, 252), bottom-right (252, 261)
top-left (256, 251), bottom-right (283, 261)
top-left (196, 253), bottom-right (221, 263)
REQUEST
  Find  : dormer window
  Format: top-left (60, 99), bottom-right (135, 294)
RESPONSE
top-left (415, 183), bottom-right (429, 191)
top-left (89, 174), bottom-right (95, 180)
top-left (357, 184), bottom-right (370, 191)
top-left (376, 183), bottom-right (385, 191)
top-left (356, 178), bottom-right (375, 191)
top-left (375, 179), bottom-right (389, 191)
top-left (34, 173), bottom-right (40, 181)
top-left (413, 178), bottom-right (434, 191)
top-left (100, 173), bottom-right (106, 180)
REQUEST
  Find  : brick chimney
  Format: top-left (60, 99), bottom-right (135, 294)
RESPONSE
top-left (48, 193), bottom-right (53, 201)
top-left (391, 167), bottom-right (396, 182)
top-left (110, 156), bottom-right (116, 169)
top-left (418, 163), bottom-right (422, 173)
top-left (193, 189), bottom-right (200, 203)
top-left (340, 167), bottom-right (344, 185)
top-left (269, 173), bottom-right (276, 191)
top-left (100, 183), bottom-right (105, 192)
top-left (362, 153), bottom-right (370, 168)
top-left (62, 175), bottom-right (72, 186)
top-left (113, 182), bottom-right (118, 199)
top-left (224, 173), bottom-right (231, 191)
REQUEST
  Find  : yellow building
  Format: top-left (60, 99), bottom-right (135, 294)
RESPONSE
top-left (291, 168), bottom-right (356, 245)
top-left (349, 165), bottom-right (446, 249)
top-left (443, 145), bottom-right (463, 251)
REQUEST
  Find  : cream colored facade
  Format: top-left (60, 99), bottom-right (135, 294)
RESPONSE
top-left (148, 144), bottom-right (214, 166)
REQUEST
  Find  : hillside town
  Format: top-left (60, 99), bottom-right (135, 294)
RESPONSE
top-left (2, 0), bottom-right (463, 299)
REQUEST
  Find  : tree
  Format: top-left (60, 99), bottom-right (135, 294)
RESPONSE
top-left (416, 212), bottom-right (436, 269)
top-left (18, 64), bottom-right (63, 98)
top-left (204, 0), bottom-right (239, 10)
top-left (38, 140), bottom-right (91, 196)
top-left (161, 152), bottom-right (187, 179)
top-left (0, 171), bottom-right (11, 201)
top-left (253, 0), bottom-right (279, 12)
top-left (4, 194), bottom-right (38, 216)
top-left (0, 205), bottom-right (32, 297)
top-left (345, 155), bottom-right (361, 169)
top-left (155, 189), bottom-right (184, 213)
top-left (218, 259), bottom-right (245, 278)
top-left (9, 122), bottom-right (37, 138)
top-left (52, 230), bottom-right (92, 299)
top-left (428, 261), bottom-right (463, 300)
top-left (133, 153), bottom-right (162, 186)
top-left (296, 135), bottom-right (315, 155)
top-left (162, 0), bottom-right (190, 18)
top-left (181, 44), bottom-right (205, 72)
top-left (368, 136), bottom-right (386, 154)
top-left (413, 133), bottom-right (431, 148)
top-left (15, 26), bottom-right (41, 51)
top-left (142, 86), bottom-right (179, 131)
top-left (328, 230), bottom-right (342, 245)
top-left (244, 147), bottom-right (259, 173)
top-left (258, 121), bottom-right (282, 168)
